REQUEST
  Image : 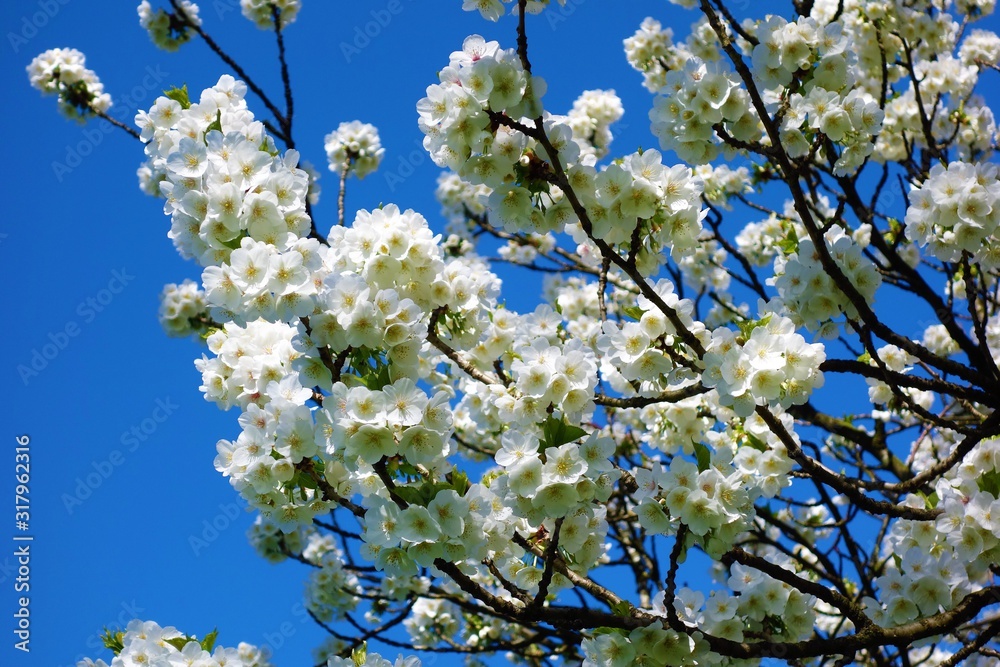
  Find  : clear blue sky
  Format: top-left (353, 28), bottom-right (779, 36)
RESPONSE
top-left (1, 1), bottom-right (716, 666)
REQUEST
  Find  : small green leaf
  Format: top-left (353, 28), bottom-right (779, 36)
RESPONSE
top-left (977, 470), bottom-right (1000, 497)
top-left (745, 433), bottom-right (769, 452)
top-left (165, 637), bottom-right (191, 652)
top-left (857, 351), bottom-right (872, 365)
top-left (776, 236), bottom-right (799, 255)
top-left (101, 629), bottom-right (125, 654)
top-left (447, 470), bottom-right (470, 496)
top-left (693, 442), bottom-right (712, 472)
top-left (221, 233), bottom-right (245, 250)
top-left (540, 415), bottom-right (588, 450)
top-left (205, 110), bottom-right (223, 135)
top-left (200, 629), bottom-right (218, 653)
top-left (622, 305), bottom-right (646, 321)
top-left (163, 84), bottom-right (191, 109)
top-left (394, 486), bottom-right (425, 507)
top-left (611, 601), bottom-right (633, 618)
top-left (351, 642), bottom-right (368, 667)
top-left (591, 626), bottom-right (629, 637)
top-left (919, 491), bottom-right (939, 509)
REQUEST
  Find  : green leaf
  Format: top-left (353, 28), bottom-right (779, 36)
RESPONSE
top-left (591, 626), bottom-right (629, 637)
top-left (776, 236), bottom-right (799, 255)
top-left (540, 415), bottom-right (588, 450)
top-left (447, 470), bottom-right (470, 496)
top-left (165, 637), bottom-right (191, 652)
top-left (919, 491), bottom-right (939, 509)
top-left (352, 642), bottom-right (368, 667)
top-left (693, 442), bottom-right (712, 472)
top-left (394, 486), bottom-right (425, 507)
top-left (611, 601), bottom-right (633, 618)
top-left (163, 84), bottom-right (191, 109)
top-left (737, 314), bottom-right (772, 341)
top-left (205, 110), bottom-right (223, 136)
top-left (978, 470), bottom-right (1000, 497)
top-left (200, 629), bottom-right (218, 653)
top-left (857, 351), bottom-right (872, 365)
top-left (220, 233), bottom-right (245, 250)
top-left (622, 305), bottom-right (646, 321)
top-left (745, 433), bottom-right (769, 452)
top-left (101, 629), bottom-right (125, 655)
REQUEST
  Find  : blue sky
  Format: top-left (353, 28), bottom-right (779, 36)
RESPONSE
top-left (1, 1), bottom-right (714, 666)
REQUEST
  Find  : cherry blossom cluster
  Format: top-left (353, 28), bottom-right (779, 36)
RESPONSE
top-left (27, 48), bottom-right (112, 120)
top-left (595, 280), bottom-right (707, 394)
top-left (328, 651), bottom-right (420, 667)
top-left (404, 598), bottom-right (462, 649)
top-left (247, 514), bottom-right (303, 563)
top-left (702, 311), bottom-right (826, 417)
top-left (580, 150), bottom-right (708, 275)
top-left (693, 164), bottom-right (750, 209)
top-left (624, 16), bottom-right (721, 94)
top-left (77, 620), bottom-right (272, 667)
top-left (582, 573), bottom-right (815, 667)
top-left (735, 200), bottom-right (810, 269)
top-left (676, 234), bottom-right (730, 296)
top-left (503, 328), bottom-right (599, 423)
top-left (865, 344), bottom-right (934, 423)
top-left (199, 318), bottom-right (337, 528)
top-left (241, 0), bottom-right (301, 28)
top-left (137, 1), bottom-right (201, 51)
top-left (360, 479), bottom-right (524, 577)
top-left (648, 57), bottom-right (753, 165)
top-left (300, 531), bottom-right (363, 623)
top-left (988, 312), bottom-right (1000, 366)
top-left (135, 75), bottom-right (311, 267)
top-left (904, 161), bottom-right (1000, 269)
top-left (864, 438), bottom-right (1000, 627)
top-left (632, 454), bottom-right (753, 546)
top-left (623, 403), bottom-right (798, 504)
top-left (435, 171), bottom-right (490, 232)
top-left (564, 89), bottom-right (624, 160)
top-left (157, 279), bottom-right (209, 337)
top-left (638, 10), bottom-right (895, 174)
top-left (461, 0), bottom-right (566, 22)
top-left (665, 556), bottom-right (818, 642)
top-left (324, 121), bottom-right (384, 180)
top-left (581, 620), bottom-right (700, 667)
top-left (623, 17), bottom-right (676, 93)
top-left (960, 28), bottom-right (1000, 67)
top-left (751, 16), bottom-right (847, 90)
top-left (770, 227), bottom-right (882, 332)
top-left (491, 428), bottom-right (615, 525)
top-left (417, 35), bottom-right (556, 182)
